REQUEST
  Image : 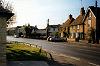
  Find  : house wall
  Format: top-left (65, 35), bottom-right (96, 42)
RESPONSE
top-left (84, 11), bottom-right (96, 39)
top-left (59, 27), bottom-right (66, 37)
top-left (77, 25), bottom-right (83, 33)
top-left (69, 26), bottom-right (77, 38)
top-left (59, 27), bottom-right (63, 37)
top-left (77, 25), bottom-right (84, 39)
top-left (36, 29), bottom-right (46, 35)
top-left (48, 27), bottom-right (59, 36)
top-left (49, 27), bottom-right (58, 33)
top-left (70, 24), bottom-right (84, 39)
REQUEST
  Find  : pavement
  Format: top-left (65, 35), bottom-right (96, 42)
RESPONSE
top-left (0, 43), bottom-right (6, 66)
top-left (68, 39), bottom-right (100, 48)
top-left (7, 61), bottom-right (49, 66)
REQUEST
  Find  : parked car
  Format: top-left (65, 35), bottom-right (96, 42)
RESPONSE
top-left (47, 36), bottom-right (66, 42)
top-left (14, 34), bottom-right (19, 38)
top-left (47, 36), bottom-right (52, 41)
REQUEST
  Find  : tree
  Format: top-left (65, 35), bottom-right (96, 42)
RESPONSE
top-left (0, 0), bottom-right (13, 13)
top-left (0, 0), bottom-right (16, 27)
top-left (53, 32), bottom-right (60, 37)
top-left (24, 24), bottom-right (33, 38)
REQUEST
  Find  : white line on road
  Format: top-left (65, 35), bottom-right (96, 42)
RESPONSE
top-left (59, 53), bottom-right (80, 61)
top-left (88, 62), bottom-right (100, 66)
top-left (78, 48), bottom-right (100, 54)
top-left (47, 50), bottom-right (100, 66)
top-left (49, 50), bottom-right (81, 61)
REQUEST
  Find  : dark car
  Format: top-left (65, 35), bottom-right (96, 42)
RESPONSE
top-left (48, 36), bottom-right (66, 42)
top-left (14, 34), bottom-right (19, 38)
top-left (47, 36), bottom-right (52, 41)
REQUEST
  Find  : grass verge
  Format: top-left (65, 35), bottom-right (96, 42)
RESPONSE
top-left (6, 42), bottom-right (48, 61)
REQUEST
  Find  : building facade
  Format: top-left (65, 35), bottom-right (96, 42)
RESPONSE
top-left (60, 6), bottom-right (100, 43)
top-left (46, 19), bottom-right (60, 37)
top-left (70, 7), bottom-right (85, 39)
top-left (59, 14), bottom-right (75, 38)
top-left (83, 6), bottom-right (100, 42)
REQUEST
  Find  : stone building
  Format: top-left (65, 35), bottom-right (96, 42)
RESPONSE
top-left (59, 14), bottom-right (75, 38)
top-left (60, 6), bottom-right (100, 43)
top-left (83, 6), bottom-right (100, 43)
top-left (70, 7), bottom-right (85, 39)
top-left (46, 19), bottom-right (60, 37)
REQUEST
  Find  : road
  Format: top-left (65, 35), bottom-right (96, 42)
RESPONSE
top-left (7, 36), bottom-right (100, 66)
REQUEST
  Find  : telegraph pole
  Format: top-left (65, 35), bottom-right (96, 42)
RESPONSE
top-left (95, 0), bottom-right (99, 43)
top-left (46, 19), bottom-right (49, 38)
top-left (81, 0), bottom-right (83, 7)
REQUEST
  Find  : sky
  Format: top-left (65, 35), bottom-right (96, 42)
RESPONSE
top-left (4, 0), bottom-right (100, 29)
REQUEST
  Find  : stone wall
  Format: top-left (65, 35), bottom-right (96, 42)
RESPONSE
top-left (0, 17), bottom-right (7, 66)
top-left (0, 17), bottom-right (6, 43)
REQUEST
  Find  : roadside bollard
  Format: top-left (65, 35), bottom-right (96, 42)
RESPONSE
top-left (30, 44), bottom-right (32, 46)
top-left (39, 46), bottom-right (42, 53)
top-left (36, 45), bottom-right (37, 48)
top-left (49, 53), bottom-right (54, 61)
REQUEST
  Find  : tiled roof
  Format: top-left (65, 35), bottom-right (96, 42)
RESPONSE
top-left (83, 6), bottom-right (100, 23)
top-left (48, 25), bottom-right (60, 28)
top-left (61, 18), bottom-right (75, 28)
top-left (89, 6), bottom-right (100, 19)
top-left (71, 15), bottom-right (84, 26)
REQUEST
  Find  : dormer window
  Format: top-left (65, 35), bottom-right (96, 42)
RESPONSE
top-left (88, 20), bottom-right (91, 27)
top-left (89, 12), bottom-right (92, 17)
top-left (53, 28), bottom-right (55, 31)
top-left (88, 12), bottom-right (91, 20)
top-left (77, 25), bottom-right (80, 29)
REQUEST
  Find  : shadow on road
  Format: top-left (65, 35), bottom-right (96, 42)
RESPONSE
top-left (47, 60), bottom-right (76, 66)
top-left (47, 53), bottom-right (76, 66)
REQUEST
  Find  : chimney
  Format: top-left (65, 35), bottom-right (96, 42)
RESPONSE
top-left (69, 14), bottom-right (72, 20)
top-left (47, 19), bottom-right (49, 26)
top-left (80, 7), bottom-right (85, 15)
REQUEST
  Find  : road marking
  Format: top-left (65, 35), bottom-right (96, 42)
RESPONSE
top-left (51, 51), bottom-right (100, 66)
top-left (59, 54), bottom-right (80, 61)
top-left (78, 48), bottom-right (100, 54)
top-left (88, 62), bottom-right (100, 66)
top-left (49, 50), bottom-right (80, 61)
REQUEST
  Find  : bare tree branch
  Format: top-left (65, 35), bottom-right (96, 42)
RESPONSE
top-left (0, 0), bottom-right (14, 13)
top-left (0, 0), bottom-right (16, 26)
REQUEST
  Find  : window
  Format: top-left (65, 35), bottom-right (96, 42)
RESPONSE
top-left (53, 28), bottom-right (55, 31)
top-left (89, 12), bottom-right (92, 17)
top-left (88, 20), bottom-right (91, 27)
top-left (77, 25), bottom-right (80, 29)
top-left (88, 13), bottom-right (92, 20)
top-left (73, 26), bottom-right (75, 29)
top-left (71, 26), bottom-right (73, 29)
